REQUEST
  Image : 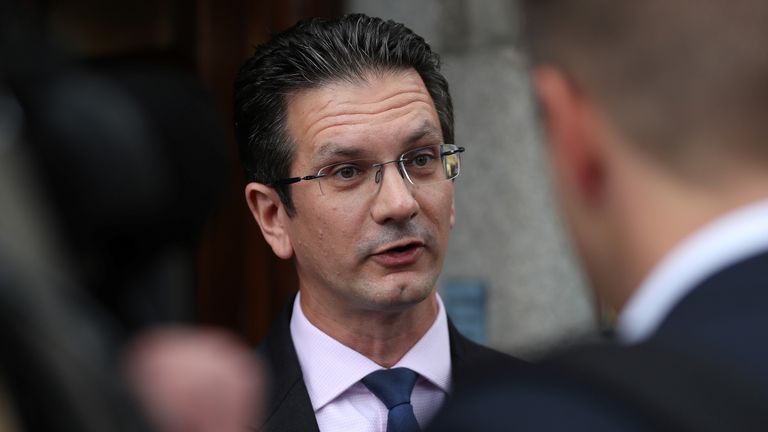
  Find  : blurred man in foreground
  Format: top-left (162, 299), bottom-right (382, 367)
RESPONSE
top-left (431, 1), bottom-right (768, 430)
top-left (234, 13), bottom-right (524, 432)
top-left (0, 2), bottom-right (261, 429)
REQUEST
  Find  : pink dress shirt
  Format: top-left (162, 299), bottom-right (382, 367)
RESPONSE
top-left (290, 292), bottom-right (452, 432)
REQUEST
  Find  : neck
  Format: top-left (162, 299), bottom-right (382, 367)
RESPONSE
top-left (299, 289), bottom-right (439, 368)
top-left (609, 157), bottom-right (768, 312)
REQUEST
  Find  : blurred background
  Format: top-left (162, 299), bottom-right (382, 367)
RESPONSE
top-left (8, 0), bottom-right (596, 359)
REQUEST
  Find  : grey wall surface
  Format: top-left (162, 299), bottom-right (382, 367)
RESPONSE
top-left (346, 0), bottom-right (596, 358)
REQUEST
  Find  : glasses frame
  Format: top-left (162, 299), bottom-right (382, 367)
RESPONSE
top-left (267, 144), bottom-right (466, 189)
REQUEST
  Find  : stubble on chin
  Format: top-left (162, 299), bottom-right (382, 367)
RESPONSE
top-left (342, 221), bottom-right (441, 310)
top-left (356, 263), bottom-right (438, 311)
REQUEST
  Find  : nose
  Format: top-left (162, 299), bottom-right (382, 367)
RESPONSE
top-left (370, 162), bottom-right (419, 224)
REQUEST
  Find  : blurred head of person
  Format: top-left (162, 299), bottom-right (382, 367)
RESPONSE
top-left (520, 0), bottom-right (768, 311)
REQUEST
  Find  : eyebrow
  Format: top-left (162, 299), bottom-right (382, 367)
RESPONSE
top-left (312, 121), bottom-right (443, 166)
top-left (313, 143), bottom-right (367, 166)
top-left (404, 121), bottom-right (443, 145)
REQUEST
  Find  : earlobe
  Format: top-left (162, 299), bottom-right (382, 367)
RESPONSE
top-left (244, 183), bottom-right (294, 259)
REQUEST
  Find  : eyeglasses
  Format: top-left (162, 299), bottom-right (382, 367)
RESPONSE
top-left (269, 144), bottom-right (465, 199)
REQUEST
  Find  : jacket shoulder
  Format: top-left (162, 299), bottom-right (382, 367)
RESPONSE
top-left (447, 319), bottom-right (529, 390)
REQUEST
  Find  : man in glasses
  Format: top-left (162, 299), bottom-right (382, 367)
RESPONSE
top-left (234, 13), bottom-right (523, 432)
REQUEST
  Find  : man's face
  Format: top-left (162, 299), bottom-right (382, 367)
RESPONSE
top-left (282, 69), bottom-right (455, 314)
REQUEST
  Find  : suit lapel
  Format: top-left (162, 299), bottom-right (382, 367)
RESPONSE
top-left (258, 297), bottom-right (319, 432)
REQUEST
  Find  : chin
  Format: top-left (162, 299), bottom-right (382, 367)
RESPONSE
top-left (361, 280), bottom-right (435, 311)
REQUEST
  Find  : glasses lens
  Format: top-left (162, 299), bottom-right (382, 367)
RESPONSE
top-left (316, 159), bottom-right (377, 196)
top-left (402, 144), bottom-right (461, 185)
top-left (442, 145), bottom-right (461, 180)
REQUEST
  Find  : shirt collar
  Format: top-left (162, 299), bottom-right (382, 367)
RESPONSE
top-left (394, 294), bottom-right (452, 392)
top-left (617, 199), bottom-right (768, 344)
top-left (290, 292), bottom-right (452, 411)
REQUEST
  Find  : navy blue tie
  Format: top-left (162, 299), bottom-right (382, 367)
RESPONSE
top-left (362, 367), bottom-right (422, 432)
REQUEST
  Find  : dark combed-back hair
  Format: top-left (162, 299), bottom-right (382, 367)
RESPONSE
top-left (234, 13), bottom-right (454, 214)
top-left (521, 0), bottom-right (768, 170)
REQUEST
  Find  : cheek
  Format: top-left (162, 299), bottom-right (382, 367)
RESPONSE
top-left (418, 189), bottom-right (454, 230)
top-left (313, 205), bottom-right (360, 248)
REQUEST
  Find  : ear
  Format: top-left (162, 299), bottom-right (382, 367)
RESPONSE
top-left (244, 183), bottom-right (294, 259)
top-left (533, 66), bottom-right (605, 203)
top-left (449, 193), bottom-right (456, 229)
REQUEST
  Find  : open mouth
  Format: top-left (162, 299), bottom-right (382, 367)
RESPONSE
top-left (389, 243), bottom-right (419, 253)
top-left (372, 240), bottom-right (425, 267)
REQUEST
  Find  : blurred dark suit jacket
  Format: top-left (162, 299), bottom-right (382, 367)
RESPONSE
top-left (429, 250), bottom-right (768, 432)
top-left (255, 296), bottom-right (527, 432)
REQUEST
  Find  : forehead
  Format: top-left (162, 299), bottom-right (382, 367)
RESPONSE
top-left (285, 69), bottom-right (442, 165)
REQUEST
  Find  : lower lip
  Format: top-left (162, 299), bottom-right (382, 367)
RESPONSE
top-left (371, 245), bottom-right (425, 267)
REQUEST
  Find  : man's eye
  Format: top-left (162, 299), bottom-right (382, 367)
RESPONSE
top-left (412, 154), bottom-right (434, 167)
top-left (332, 165), bottom-right (364, 179)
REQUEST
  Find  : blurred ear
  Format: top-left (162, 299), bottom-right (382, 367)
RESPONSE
top-left (244, 183), bottom-right (294, 259)
top-left (533, 66), bottom-right (606, 203)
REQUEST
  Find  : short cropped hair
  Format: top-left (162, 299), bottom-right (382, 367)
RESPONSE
top-left (234, 13), bottom-right (454, 214)
top-left (521, 0), bottom-right (768, 169)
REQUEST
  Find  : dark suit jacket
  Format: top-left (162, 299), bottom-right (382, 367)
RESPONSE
top-left (429, 250), bottom-right (768, 431)
top-left (255, 297), bottom-right (527, 432)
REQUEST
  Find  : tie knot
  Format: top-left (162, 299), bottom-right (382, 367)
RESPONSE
top-left (362, 367), bottom-right (419, 409)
